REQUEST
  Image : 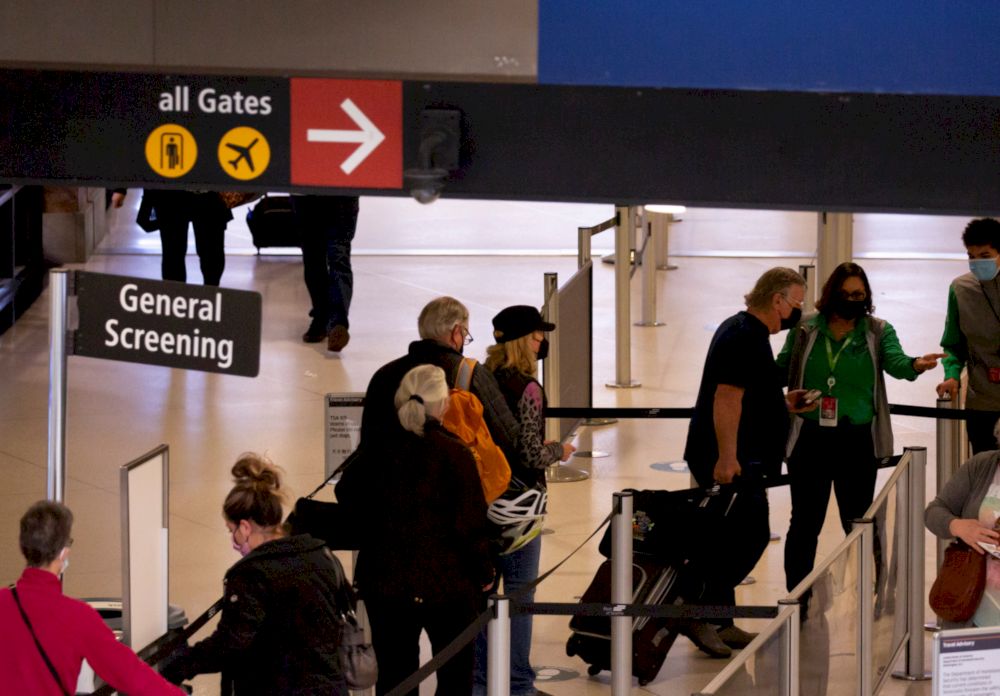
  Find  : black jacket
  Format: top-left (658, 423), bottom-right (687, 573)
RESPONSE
top-left (178, 534), bottom-right (348, 696)
top-left (337, 421), bottom-right (494, 602)
top-left (359, 339), bottom-right (519, 462)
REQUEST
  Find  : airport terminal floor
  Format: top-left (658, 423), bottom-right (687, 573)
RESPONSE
top-left (0, 194), bottom-right (962, 695)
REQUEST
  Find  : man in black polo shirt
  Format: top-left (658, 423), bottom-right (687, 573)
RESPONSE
top-left (682, 267), bottom-right (813, 658)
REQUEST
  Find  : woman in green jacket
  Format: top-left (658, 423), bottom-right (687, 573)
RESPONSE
top-left (776, 262), bottom-right (944, 592)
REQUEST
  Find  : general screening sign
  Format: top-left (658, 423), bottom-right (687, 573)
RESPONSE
top-left (73, 271), bottom-right (262, 377)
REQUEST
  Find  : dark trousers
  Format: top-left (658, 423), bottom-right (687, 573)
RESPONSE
top-left (784, 418), bottom-right (877, 592)
top-left (366, 592), bottom-right (479, 696)
top-left (965, 409), bottom-right (1000, 455)
top-left (159, 219), bottom-right (226, 285)
top-left (688, 463), bottom-right (771, 629)
top-left (296, 195), bottom-right (359, 329)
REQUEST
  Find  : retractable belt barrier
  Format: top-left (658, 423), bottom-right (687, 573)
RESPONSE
top-left (548, 403), bottom-right (1000, 422)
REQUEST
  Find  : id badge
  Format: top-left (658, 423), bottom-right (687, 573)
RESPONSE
top-left (819, 396), bottom-right (838, 427)
top-left (990, 367), bottom-right (1000, 384)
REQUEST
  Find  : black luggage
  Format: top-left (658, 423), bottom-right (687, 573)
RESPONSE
top-left (565, 557), bottom-right (683, 686)
top-left (567, 485), bottom-right (740, 685)
top-left (245, 194), bottom-right (300, 250)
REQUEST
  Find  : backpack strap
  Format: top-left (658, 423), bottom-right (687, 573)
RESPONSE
top-left (455, 357), bottom-right (477, 392)
top-left (10, 586), bottom-right (71, 696)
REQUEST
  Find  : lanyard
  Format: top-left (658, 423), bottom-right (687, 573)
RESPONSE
top-left (825, 334), bottom-right (853, 390)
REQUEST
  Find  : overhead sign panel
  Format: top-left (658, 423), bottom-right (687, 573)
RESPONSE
top-left (290, 78), bottom-right (402, 189)
top-left (73, 272), bottom-right (262, 377)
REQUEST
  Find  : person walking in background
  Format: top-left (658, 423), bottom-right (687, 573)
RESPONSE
top-left (337, 365), bottom-right (494, 696)
top-left (140, 188), bottom-right (232, 285)
top-left (297, 194), bottom-right (361, 352)
top-left (682, 267), bottom-right (814, 658)
top-left (0, 500), bottom-right (183, 695)
top-left (471, 305), bottom-right (575, 696)
top-left (161, 453), bottom-right (349, 695)
top-left (777, 262), bottom-right (944, 592)
top-left (938, 218), bottom-right (1000, 453)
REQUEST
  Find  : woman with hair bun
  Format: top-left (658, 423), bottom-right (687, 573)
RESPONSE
top-left (161, 453), bottom-right (350, 695)
top-left (337, 364), bottom-right (494, 696)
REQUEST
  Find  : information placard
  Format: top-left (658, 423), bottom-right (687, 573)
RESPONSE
top-left (325, 393), bottom-right (364, 478)
top-left (933, 627), bottom-right (1000, 695)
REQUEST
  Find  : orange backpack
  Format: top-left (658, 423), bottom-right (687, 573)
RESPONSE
top-left (441, 358), bottom-right (512, 503)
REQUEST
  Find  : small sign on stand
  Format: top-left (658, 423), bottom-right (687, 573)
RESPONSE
top-left (325, 393), bottom-right (364, 479)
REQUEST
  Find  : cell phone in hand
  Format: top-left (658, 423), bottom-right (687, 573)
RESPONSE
top-left (802, 389), bottom-right (823, 406)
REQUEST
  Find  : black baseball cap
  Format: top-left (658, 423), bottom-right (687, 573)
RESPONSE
top-left (492, 305), bottom-right (555, 343)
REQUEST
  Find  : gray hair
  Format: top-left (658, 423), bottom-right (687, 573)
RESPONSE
top-left (395, 364), bottom-right (450, 435)
top-left (744, 267), bottom-right (806, 311)
top-left (418, 296), bottom-right (469, 341)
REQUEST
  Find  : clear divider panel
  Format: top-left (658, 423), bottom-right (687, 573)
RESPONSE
top-left (867, 469), bottom-right (908, 692)
top-left (694, 606), bottom-right (796, 696)
top-left (798, 533), bottom-right (862, 696)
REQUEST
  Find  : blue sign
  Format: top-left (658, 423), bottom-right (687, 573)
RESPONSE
top-left (539, 1), bottom-right (1000, 96)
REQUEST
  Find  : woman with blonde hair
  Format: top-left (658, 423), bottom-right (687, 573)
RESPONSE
top-left (473, 305), bottom-right (575, 696)
top-left (337, 364), bottom-right (494, 695)
top-left (161, 453), bottom-right (350, 695)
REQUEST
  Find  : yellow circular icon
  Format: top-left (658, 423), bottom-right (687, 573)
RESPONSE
top-left (218, 127), bottom-right (270, 180)
top-left (145, 124), bottom-right (197, 178)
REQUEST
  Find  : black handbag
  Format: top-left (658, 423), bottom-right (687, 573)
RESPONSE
top-left (245, 195), bottom-right (300, 249)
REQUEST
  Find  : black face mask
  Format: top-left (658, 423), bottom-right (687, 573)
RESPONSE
top-left (780, 307), bottom-right (801, 331)
top-left (536, 338), bottom-right (550, 361)
top-left (832, 297), bottom-right (866, 320)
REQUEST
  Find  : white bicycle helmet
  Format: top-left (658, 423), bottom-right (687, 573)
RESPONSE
top-left (488, 486), bottom-right (548, 555)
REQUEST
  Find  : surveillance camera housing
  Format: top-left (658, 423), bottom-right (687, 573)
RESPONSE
top-left (403, 168), bottom-right (448, 205)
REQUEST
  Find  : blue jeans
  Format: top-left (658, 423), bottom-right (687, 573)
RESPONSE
top-left (473, 535), bottom-right (541, 696)
top-left (297, 195), bottom-right (359, 329)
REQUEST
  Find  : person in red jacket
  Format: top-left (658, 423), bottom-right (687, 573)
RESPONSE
top-left (0, 500), bottom-right (183, 696)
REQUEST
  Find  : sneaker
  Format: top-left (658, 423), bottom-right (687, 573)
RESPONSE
top-left (327, 325), bottom-right (350, 352)
top-left (302, 319), bottom-right (327, 343)
top-left (682, 621), bottom-right (731, 658)
top-left (717, 624), bottom-right (758, 649)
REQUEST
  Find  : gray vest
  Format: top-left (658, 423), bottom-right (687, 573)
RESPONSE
top-left (953, 273), bottom-right (1000, 410)
top-left (785, 314), bottom-right (894, 459)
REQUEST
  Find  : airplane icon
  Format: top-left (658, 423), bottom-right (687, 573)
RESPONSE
top-left (225, 138), bottom-right (259, 172)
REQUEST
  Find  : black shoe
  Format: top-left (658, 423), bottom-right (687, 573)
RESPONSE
top-left (682, 621), bottom-right (731, 658)
top-left (327, 325), bottom-right (350, 352)
top-left (717, 624), bottom-right (757, 649)
top-left (302, 319), bottom-right (327, 343)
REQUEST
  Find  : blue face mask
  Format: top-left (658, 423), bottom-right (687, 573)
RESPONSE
top-left (969, 258), bottom-right (1000, 282)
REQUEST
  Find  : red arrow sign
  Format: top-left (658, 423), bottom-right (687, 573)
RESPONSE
top-left (290, 78), bottom-right (402, 189)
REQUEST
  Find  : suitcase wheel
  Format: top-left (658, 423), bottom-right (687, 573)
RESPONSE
top-left (639, 677), bottom-right (651, 686)
top-left (587, 665), bottom-right (602, 677)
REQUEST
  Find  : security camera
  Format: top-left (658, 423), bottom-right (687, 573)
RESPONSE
top-left (403, 167), bottom-right (448, 205)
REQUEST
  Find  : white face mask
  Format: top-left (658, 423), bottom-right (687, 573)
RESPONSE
top-left (59, 549), bottom-right (70, 575)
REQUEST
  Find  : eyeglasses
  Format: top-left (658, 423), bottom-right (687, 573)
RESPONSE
top-left (66, 537), bottom-right (74, 548)
top-left (457, 325), bottom-right (474, 345)
top-left (781, 294), bottom-right (804, 309)
top-left (839, 291), bottom-right (867, 301)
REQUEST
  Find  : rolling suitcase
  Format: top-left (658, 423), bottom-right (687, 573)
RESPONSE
top-left (567, 485), bottom-right (739, 685)
top-left (245, 194), bottom-right (300, 250)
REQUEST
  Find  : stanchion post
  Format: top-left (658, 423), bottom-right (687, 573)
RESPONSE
top-left (578, 226), bottom-right (592, 269)
top-left (894, 446), bottom-right (931, 681)
top-left (611, 491), bottom-right (633, 696)
top-left (856, 519), bottom-right (874, 695)
top-left (635, 208), bottom-right (663, 328)
top-left (47, 269), bottom-right (70, 502)
top-left (934, 398), bottom-right (958, 576)
top-left (777, 599), bottom-right (801, 696)
top-left (543, 273), bottom-right (560, 443)
top-left (487, 595), bottom-right (511, 696)
top-left (608, 206), bottom-right (639, 388)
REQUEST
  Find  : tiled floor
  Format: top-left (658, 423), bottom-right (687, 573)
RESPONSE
top-left (0, 196), bottom-right (962, 694)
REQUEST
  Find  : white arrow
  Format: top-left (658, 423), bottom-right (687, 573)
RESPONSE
top-left (306, 98), bottom-right (386, 174)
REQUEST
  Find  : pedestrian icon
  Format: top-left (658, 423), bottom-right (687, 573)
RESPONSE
top-left (218, 127), bottom-right (270, 181)
top-left (145, 124), bottom-right (197, 178)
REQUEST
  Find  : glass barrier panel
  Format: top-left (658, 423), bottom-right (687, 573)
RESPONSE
top-left (798, 534), bottom-right (862, 696)
top-left (868, 473), bottom-right (909, 692)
